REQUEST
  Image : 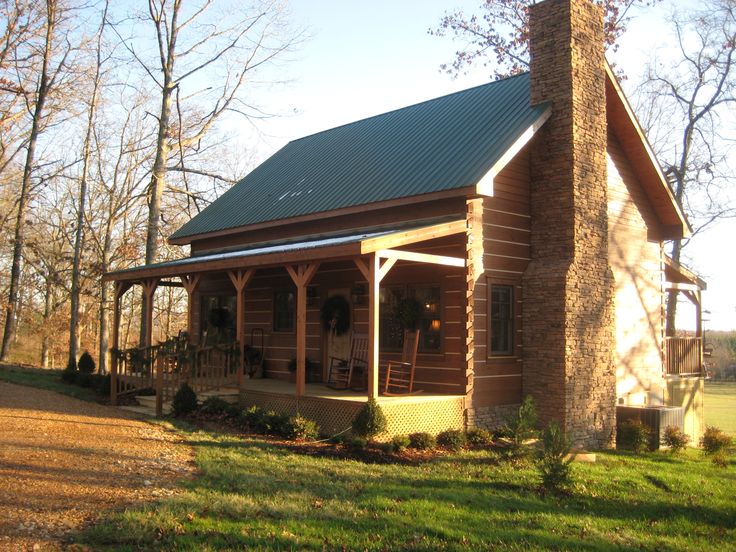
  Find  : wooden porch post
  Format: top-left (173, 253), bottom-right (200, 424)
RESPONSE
top-left (354, 254), bottom-right (396, 399)
top-left (228, 269), bottom-right (254, 389)
top-left (141, 279), bottom-right (159, 348)
top-left (286, 263), bottom-right (320, 397)
top-left (180, 274), bottom-right (201, 341)
top-left (110, 281), bottom-right (131, 406)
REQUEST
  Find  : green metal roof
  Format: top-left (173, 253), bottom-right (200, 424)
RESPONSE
top-left (171, 72), bottom-right (547, 242)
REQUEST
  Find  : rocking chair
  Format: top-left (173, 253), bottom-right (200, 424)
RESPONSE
top-left (326, 333), bottom-right (369, 390)
top-left (381, 329), bottom-right (421, 395)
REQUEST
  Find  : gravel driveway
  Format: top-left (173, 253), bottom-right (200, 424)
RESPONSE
top-left (0, 381), bottom-right (195, 551)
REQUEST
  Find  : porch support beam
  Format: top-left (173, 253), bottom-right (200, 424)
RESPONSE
top-left (286, 263), bottom-right (320, 397)
top-left (141, 278), bottom-right (159, 348)
top-left (110, 281), bottom-right (132, 406)
top-left (228, 269), bottom-right (255, 389)
top-left (180, 274), bottom-right (201, 340)
top-left (376, 248), bottom-right (465, 267)
top-left (360, 254), bottom-right (397, 399)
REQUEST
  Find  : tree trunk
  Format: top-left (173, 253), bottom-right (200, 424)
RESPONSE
top-left (0, 1), bottom-right (56, 362)
top-left (40, 277), bottom-right (53, 368)
top-left (69, 2), bottom-right (106, 369)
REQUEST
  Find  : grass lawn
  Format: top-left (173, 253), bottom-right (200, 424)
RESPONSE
top-left (0, 364), bottom-right (99, 402)
top-left (705, 382), bottom-right (736, 436)
top-left (76, 427), bottom-right (736, 551)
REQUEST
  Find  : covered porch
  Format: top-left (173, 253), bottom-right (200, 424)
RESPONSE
top-left (103, 216), bottom-right (476, 430)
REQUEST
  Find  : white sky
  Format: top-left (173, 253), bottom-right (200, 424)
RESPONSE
top-left (231, 0), bottom-right (735, 331)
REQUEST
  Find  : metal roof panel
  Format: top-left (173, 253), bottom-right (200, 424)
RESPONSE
top-left (171, 73), bottom-right (545, 241)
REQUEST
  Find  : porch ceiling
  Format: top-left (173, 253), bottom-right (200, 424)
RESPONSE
top-left (104, 217), bottom-right (467, 283)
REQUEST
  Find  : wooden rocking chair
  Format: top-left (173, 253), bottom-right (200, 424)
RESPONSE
top-left (326, 333), bottom-right (369, 390)
top-left (381, 329), bottom-right (421, 395)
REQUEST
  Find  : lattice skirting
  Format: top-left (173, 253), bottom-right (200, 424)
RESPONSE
top-left (240, 390), bottom-right (466, 440)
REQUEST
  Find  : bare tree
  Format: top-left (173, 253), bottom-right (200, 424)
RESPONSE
top-left (67, 0), bottom-right (109, 369)
top-left (111, 0), bottom-right (299, 344)
top-left (1, 0), bottom-right (74, 361)
top-left (430, 0), bottom-right (659, 79)
top-left (634, 0), bottom-right (736, 333)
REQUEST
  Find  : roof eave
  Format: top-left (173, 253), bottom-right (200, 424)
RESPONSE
top-left (475, 106), bottom-right (551, 197)
top-left (167, 186), bottom-right (476, 246)
top-left (604, 62), bottom-right (691, 240)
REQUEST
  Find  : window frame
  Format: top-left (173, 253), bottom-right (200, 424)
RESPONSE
top-left (488, 281), bottom-right (516, 357)
top-left (272, 289), bottom-right (296, 333)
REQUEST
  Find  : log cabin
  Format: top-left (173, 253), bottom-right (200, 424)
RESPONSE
top-left (105, 0), bottom-right (706, 448)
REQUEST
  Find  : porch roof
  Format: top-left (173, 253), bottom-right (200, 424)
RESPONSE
top-left (664, 255), bottom-right (707, 291)
top-left (104, 217), bottom-right (467, 282)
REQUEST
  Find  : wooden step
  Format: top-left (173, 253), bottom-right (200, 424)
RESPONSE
top-left (136, 395), bottom-right (172, 415)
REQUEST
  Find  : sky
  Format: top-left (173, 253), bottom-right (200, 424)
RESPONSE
top-left (230, 0), bottom-right (734, 332)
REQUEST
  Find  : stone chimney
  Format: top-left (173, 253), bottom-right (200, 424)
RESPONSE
top-left (522, 0), bottom-right (616, 448)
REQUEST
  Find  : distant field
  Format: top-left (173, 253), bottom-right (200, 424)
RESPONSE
top-left (705, 382), bottom-right (736, 436)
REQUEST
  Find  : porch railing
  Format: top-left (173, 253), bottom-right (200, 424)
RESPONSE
top-left (665, 337), bottom-right (703, 376)
top-left (113, 339), bottom-right (241, 415)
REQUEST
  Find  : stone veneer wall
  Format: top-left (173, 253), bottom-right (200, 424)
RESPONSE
top-left (466, 404), bottom-right (520, 432)
top-left (522, 0), bottom-right (616, 448)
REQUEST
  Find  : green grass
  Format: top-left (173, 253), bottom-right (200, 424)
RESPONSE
top-left (0, 364), bottom-right (99, 402)
top-left (705, 382), bottom-right (736, 436)
top-left (75, 428), bottom-right (736, 551)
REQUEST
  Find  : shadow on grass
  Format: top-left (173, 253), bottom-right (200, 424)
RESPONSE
top-left (73, 429), bottom-right (736, 551)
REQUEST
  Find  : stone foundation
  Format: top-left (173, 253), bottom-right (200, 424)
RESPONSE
top-left (466, 404), bottom-right (520, 431)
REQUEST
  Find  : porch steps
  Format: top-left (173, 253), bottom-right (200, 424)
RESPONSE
top-left (118, 404), bottom-right (157, 417)
top-left (117, 387), bottom-right (240, 418)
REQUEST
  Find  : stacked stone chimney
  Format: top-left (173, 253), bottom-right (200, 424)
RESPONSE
top-left (522, 0), bottom-right (616, 448)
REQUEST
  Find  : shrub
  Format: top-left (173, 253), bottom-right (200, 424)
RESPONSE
top-left (537, 421), bottom-right (574, 494)
top-left (171, 383), bottom-right (198, 417)
top-left (617, 418), bottom-right (651, 453)
top-left (239, 405), bottom-right (265, 432)
top-left (346, 436), bottom-right (368, 451)
top-left (505, 396), bottom-right (538, 446)
top-left (663, 426), bottom-right (691, 453)
top-left (467, 427), bottom-right (493, 446)
top-left (352, 398), bottom-right (387, 440)
top-left (285, 414), bottom-right (320, 441)
top-left (78, 351), bottom-right (96, 374)
top-left (61, 367), bottom-right (77, 384)
top-left (437, 429), bottom-right (467, 451)
top-left (378, 441), bottom-right (395, 454)
top-left (700, 426), bottom-right (732, 456)
top-left (408, 432), bottom-right (436, 450)
top-left (391, 434), bottom-right (411, 453)
top-left (91, 374), bottom-right (110, 395)
top-left (199, 397), bottom-right (234, 417)
top-left (264, 411), bottom-right (291, 436)
top-left (75, 372), bottom-right (92, 388)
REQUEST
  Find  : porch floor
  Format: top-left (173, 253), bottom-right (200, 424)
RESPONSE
top-left (242, 377), bottom-right (464, 404)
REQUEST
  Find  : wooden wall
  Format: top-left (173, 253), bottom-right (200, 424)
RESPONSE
top-left (474, 147), bottom-right (532, 408)
top-left (607, 131), bottom-right (665, 405)
top-left (191, 244), bottom-right (468, 395)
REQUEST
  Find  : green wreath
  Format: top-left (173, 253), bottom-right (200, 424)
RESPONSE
top-left (320, 294), bottom-right (351, 336)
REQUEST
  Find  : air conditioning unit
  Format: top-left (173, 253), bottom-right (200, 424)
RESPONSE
top-left (616, 405), bottom-right (684, 450)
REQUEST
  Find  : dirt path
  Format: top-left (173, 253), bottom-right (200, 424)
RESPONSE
top-left (0, 381), bottom-right (195, 551)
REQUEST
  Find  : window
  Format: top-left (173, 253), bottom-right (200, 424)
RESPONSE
top-left (490, 284), bottom-right (514, 356)
top-left (273, 290), bottom-right (295, 332)
top-left (379, 284), bottom-right (442, 353)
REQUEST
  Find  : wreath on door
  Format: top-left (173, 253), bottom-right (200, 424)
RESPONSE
top-left (320, 295), bottom-right (351, 336)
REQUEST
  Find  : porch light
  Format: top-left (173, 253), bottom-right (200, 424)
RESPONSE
top-left (430, 319), bottom-right (441, 331)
